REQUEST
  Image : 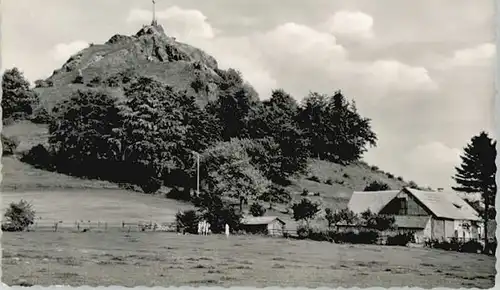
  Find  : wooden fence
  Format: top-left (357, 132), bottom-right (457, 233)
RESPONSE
top-left (23, 219), bottom-right (177, 233)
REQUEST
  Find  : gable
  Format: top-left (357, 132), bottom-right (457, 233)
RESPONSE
top-left (404, 188), bottom-right (481, 221)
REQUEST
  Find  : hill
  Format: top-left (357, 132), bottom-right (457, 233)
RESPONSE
top-left (3, 23), bottom-right (417, 226)
top-left (34, 24), bottom-right (235, 111)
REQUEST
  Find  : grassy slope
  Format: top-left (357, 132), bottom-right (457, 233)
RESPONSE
top-left (2, 121), bottom-right (411, 229)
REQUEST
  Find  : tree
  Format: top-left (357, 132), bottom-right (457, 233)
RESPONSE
top-left (2, 200), bottom-right (36, 232)
top-left (201, 139), bottom-right (270, 212)
top-left (453, 131), bottom-right (497, 248)
top-left (114, 77), bottom-right (191, 192)
top-left (259, 184), bottom-right (292, 209)
top-left (175, 210), bottom-right (200, 234)
top-left (207, 68), bottom-right (261, 140)
top-left (291, 198), bottom-right (320, 227)
top-left (2, 67), bottom-right (38, 120)
top-left (364, 180), bottom-right (391, 191)
top-left (251, 89), bottom-right (310, 182)
top-left (249, 202), bottom-right (266, 217)
top-left (298, 91), bottom-right (377, 163)
top-left (49, 89), bottom-right (122, 179)
top-left (325, 208), bottom-right (335, 229)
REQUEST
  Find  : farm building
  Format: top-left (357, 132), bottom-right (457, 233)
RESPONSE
top-left (346, 187), bottom-right (483, 243)
top-left (240, 216), bottom-right (286, 236)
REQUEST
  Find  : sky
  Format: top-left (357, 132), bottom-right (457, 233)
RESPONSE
top-left (1, 0), bottom-right (496, 190)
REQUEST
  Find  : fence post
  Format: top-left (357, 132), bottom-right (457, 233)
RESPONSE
top-left (77, 222), bottom-right (80, 231)
top-left (54, 222), bottom-right (58, 232)
top-left (105, 222), bottom-right (108, 232)
top-left (122, 221), bottom-right (125, 228)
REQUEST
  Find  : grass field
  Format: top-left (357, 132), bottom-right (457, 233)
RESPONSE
top-left (2, 232), bottom-right (495, 288)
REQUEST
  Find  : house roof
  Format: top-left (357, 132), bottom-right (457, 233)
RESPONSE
top-left (241, 216), bottom-right (285, 225)
top-left (347, 190), bottom-right (400, 214)
top-left (393, 215), bottom-right (430, 229)
top-left (404, 188), bottom-right (481, 221)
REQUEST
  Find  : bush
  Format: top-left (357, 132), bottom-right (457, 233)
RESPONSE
top-left (139, 176), bottom-right (163, 194)
top-left (307, 175), bottom-right (321, 182)
top-left (296, 225), bottom-right (310, 239)
top-left (2, 200), bottom-right (36, 232)
top-left (333, 230), bottom-right (379, 244)
top-left (175, 210), bottom-right (200, 234)
top-left (249, 202), bottom-right (266, 217)
top-left (30, 106), bottom-right (53, 124)
top-left (461, 240), bottom-right (483, 254)
top-left (370, 166), bottom-right (379, 171)
top-left (342, 173), bottom-right (350, 179)
top-left (325, 178), bottom-right (334, 185)
top-left (364, 180), bottom-right (390, 191)
top-left (2, 134), bottom-right (19, 156)
top-left (301, 189), bottom-right (309, 196)
top-left (21, 144), bottom-right (54, 170)
top-left (386, 233), bottom-right (413, 246)
top-left (73, 75), bottom-right (84, 84)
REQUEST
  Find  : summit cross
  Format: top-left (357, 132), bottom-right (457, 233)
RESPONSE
top-left (152, 0), bottom-right (157, 25)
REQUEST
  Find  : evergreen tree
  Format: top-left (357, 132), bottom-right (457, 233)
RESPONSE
top-left (2, 67), bottom-right (38, 120)
top-left (453, 131), bottom-right (497, 248)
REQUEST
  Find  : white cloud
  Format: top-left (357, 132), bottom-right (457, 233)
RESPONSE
top-left (127, 6), bottom-right (215, 41)
top-left (326, 11), bottom-right (374, 39)
top-left (404, 141), bottom-right (461, 188)
top-left (50, 40), bottom-right (88, 61)
top-left (442, 43), bottom-right (495, 68)
top-left (363, 60), bottom-right (438, 92)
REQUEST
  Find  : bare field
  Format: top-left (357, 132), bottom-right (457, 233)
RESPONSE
top-left (2, 231), bottom-right (495, 288)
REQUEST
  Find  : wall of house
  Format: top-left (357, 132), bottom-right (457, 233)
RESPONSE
top-left (380, 191), bottom-right (430, 216)
top-left (444, 220), bottom-right (455, 239)
top-left (267, 220), bottom-right (284, 236)
top-left (431, 218), bottom-right (445, 240)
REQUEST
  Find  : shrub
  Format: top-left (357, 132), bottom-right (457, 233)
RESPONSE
top-left (2, 200), bottom-right (36, 232)
top-left (307, 175), bottom-right (321, 182)
top-left (461, 240), bottom-right (483, 254)
top-left (175, 210), bottom-right (200, 234)
top-left (397, 176), bottom-right (404, 181)
top-left (342, 173), bottom-right (350, 179)
top-left (296, 225), bottom-right (310, 239)
top-left (325, 178), bottom-right (334, 185)
top-left (166, 188), bottom-right (192, 201)
top-left (73, 74), bottom-right (84, 84)
top-left (301, 189), bottom-right (309, 196)
top-left (20, 144), bottom-right (54, 170)
top-left (386, 173), bottom-right (395, 179)
top-left (139, 176), bottom-right (163, 194)
top-left (370, 166), bottom-right (379, 171)
top-left (313, 192), bottom-right (320, 196)
top-left (249, 202), bottom-right (266, 217)
top-left (30, 106), bottom-right (53, 124)
top-left (2, 134), bottom-right (19, 156)
top-left (333, 230), bottom-right (379, 244)
top-left (364, 180), bottom-right (390, 191)
top-left (386, 233), bottom-right (413, 246)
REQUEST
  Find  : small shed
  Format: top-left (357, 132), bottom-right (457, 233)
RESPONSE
top-left (241, 216), bottom-right (286, 236)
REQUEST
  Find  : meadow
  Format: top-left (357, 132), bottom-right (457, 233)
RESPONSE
top-left (2, 231), bottom-right (496, 288)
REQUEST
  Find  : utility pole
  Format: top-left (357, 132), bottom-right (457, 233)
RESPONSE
top-left (191, 150), bottom-right (200, 196)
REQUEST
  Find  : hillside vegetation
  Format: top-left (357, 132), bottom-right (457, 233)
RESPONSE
top-left (2, 23), bottom-right (422, 228)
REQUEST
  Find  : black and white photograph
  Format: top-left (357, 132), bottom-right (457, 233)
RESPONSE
top-left (0, 0), bottom-right (497, 288)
